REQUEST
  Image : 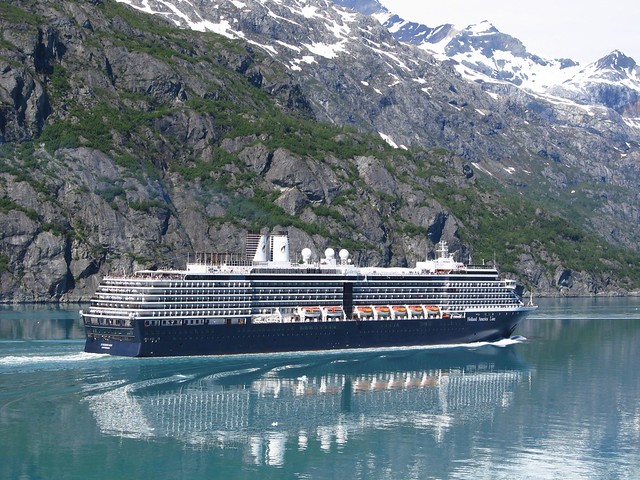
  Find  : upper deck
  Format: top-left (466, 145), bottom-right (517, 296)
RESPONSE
top-left (181, 237), bottom-right (499, 278)
top-left (101, 236), bottom-right (504, 286)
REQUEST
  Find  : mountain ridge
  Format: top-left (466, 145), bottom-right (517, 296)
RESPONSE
top-left (335, 0), bottom-right (640, 126)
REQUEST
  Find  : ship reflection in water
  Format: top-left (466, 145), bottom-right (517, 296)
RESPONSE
top-left (83, 344), bottom-right (529, 466)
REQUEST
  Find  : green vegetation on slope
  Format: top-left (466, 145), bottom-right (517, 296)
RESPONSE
top-left (2, 0), bottom-right (640, 296)
top-left (430, 179), bottom-right (640, 288)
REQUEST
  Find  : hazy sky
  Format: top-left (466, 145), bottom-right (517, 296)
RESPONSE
top-left (377, 0), bottom-right (640, 65)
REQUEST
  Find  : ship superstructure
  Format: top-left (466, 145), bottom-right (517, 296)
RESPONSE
top-left (82, 232), bottom-right (536, 356)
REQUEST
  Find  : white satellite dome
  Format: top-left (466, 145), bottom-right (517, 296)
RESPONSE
top-left (324, 248), bottom-right (335, 260)
top-left (301, 248), bottom-right (312, 263)
top-left (339, 249), bottom-right (350, 262)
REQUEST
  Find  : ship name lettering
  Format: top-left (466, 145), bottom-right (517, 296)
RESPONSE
top-left (467, 315), bottom-right (496, 322)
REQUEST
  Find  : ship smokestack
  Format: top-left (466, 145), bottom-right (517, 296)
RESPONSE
top-left (252, 234), bottom-right (268, 263)
top-left (271, 233), bottom-right (289, 264)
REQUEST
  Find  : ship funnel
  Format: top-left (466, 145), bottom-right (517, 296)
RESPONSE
top-left (271, 233), bottom-right (290, 263)
top-left (253, 234), bottom-right (268, 262)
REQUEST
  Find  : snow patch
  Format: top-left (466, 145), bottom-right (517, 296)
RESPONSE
top-left (302, 41), bottom-right (346, 59)
top-left (473, 163), bottom-right (494, 177)
top-left (378, 132), bottom-right (398, 148)
top-left (248, 39), bottom-right (278, 55)
top-left (275, 40), bottom-right (302, 53)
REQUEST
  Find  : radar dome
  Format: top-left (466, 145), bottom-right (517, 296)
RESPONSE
top-left (324, 248), bottom-right (335, 260)
top-left (339, 249), bottom-right (349, 261)
top-left (301, 248), bottom-right (312, 263)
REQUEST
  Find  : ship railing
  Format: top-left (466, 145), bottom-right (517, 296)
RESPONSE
top-left (187, 252), bottom-right (254, 267)
top-left (461, 303), bottom-right (528, 312)
top-left (466, 264), bottom-right (500, 270)
top-left (82, 311), bottom-right (136, 321)
top-left (131, 272), bottom-right (185, 280)
top-left (105, 274), bottom-right (185, 284)
top-left (504, 279), bottom-right (517, 288)
top-left (251, 314), bottom-right (287, 324)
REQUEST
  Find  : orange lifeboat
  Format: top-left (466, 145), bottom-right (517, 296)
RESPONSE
top-left (392, 306), bottom-right (407, 317)
top-left (325, 306), bottom-right (343, 318)
top-left (355, 306), bottom-right (373, 318)
top-left (303, 307), bottom-right (321, 318)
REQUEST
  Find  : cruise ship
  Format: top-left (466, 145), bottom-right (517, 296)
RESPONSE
top-left (82, 232), bottom-right (537, 357)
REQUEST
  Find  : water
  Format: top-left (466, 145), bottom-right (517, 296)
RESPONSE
top-left (1, 298), bottom-right (640, 479)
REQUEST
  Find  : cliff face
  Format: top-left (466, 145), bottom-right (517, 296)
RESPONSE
top-left (1, 0), bottom-right (640, 302)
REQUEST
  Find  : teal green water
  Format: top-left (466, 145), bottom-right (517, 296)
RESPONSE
top-left (1, 298), bottom-right (640, 479)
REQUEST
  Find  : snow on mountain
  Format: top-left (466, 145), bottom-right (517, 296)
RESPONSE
top-left (376, 10), bottom-right (579, 91)
top-left (417, 21), bottom-right (578, 91)
top-left (113, 0), bottom-right (456, 149)
top-left (417, 22), bottom-right (640, 117)
top-left (116, 0), bottom-right (640, 131)
top-left (334, 0), bottom-right (640, 125)
top-left (549, 51), bottom-right (640, 118)
top-left (115, 0), bottom-right (364, 67)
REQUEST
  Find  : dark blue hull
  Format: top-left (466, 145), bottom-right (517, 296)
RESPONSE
top-left (84, 310), bottom-right (530, 357)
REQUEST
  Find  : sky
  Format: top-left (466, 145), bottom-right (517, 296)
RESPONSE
top-left (377, 0), bottom-right (640, 65)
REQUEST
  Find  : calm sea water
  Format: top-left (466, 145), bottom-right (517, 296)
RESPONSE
top-left (1, 298), bottom-right (640, 480)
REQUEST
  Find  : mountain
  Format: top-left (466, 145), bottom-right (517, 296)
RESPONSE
top-left (112, 0), bottom-right (640, 238)
top-left (2, 0), bottom-right (640, 302)
top-left (344, 1), bottom-right (640, 125)
top-left (548, 51), bottom-right (640, 120)
top-left (421, 26), bottom-right (640, 126)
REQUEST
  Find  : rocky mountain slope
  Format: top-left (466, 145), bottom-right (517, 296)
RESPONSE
top-left (348, 0), bottom-right (640, 125)
top-left (113, 0), bottom-right (640, 244)
top-left (1, 0), bottom-right (640, 302)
